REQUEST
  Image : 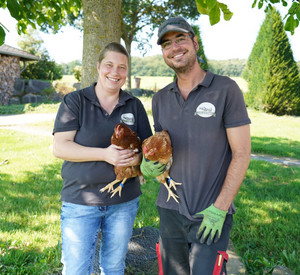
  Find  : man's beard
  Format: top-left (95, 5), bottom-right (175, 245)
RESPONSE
top-left (164, 52), bottom-right (198, 74)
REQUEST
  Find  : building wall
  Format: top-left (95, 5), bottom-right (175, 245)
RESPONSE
top-left (0, 54), bottom-right (21, 105)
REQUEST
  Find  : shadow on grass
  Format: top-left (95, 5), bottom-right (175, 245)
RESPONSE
top-left (251, 136), bottom-right (300, 159)
top-left (0, 161), bottom-right (63, 274)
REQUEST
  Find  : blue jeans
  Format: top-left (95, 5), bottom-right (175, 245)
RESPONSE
top-left (60, 197), bottom-right (139, 275)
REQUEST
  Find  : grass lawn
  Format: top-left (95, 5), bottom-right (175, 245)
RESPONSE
top-left (0, 88), bottom-right (299, 274)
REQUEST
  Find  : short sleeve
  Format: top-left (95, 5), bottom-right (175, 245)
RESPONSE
top-left (223, 80), bottom-right (251, 128)
top-left (53, 92), bottom-right (81, 134)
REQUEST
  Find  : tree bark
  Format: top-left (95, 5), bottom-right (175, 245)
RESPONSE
top-left (81, 0), bottom-right (122, 88)
top-left (125, 41), bottom-right (132, 89)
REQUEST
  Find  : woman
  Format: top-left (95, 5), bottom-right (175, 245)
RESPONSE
top-left (53, 42), bottom-right (152, 275)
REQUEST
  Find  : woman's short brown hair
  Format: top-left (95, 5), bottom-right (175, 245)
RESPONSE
top-left (98, 42), bottom-right (129, 64)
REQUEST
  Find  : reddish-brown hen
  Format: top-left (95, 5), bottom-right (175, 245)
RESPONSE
top-left (100, 123), bottom-right (142, 197)
top-left (142, 130), bottom-right (182, 203)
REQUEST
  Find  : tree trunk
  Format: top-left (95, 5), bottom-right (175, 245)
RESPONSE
top-left (125, 41), bottom-right (132, 89)
top-left (81, 0), bottom-right (122, 88)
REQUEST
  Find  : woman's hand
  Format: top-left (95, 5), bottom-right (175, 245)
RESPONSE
top-left (105, 144), bottom-right (136, 166)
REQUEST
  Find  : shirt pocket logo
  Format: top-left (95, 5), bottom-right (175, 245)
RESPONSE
top-left (120, 113), bottom-right (135, 125)
top-left (194, 102), bottom-right (216, 118)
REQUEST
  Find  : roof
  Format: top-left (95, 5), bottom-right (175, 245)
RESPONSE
top-left (0, 44), bottom-right (41, 61)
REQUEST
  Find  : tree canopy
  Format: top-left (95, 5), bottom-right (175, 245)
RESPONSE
top-left (1, 0), bottom-right (299, 46)
top-left (17, 28), bottom-right (63, 81)
top-left (0, 0), bottom-right (82, 45)
top-left (194, 0), bottom-right (300, 34)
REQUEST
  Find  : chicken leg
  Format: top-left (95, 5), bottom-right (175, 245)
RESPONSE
top-left (167, 176), bottom-right (182, 190)
top-left (110, 179), bottom-right (127, 198)
top-left (100, 180), bottom-right (120, 194)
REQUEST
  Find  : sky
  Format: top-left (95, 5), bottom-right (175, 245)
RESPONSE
top-left (1, 0), bottom-right (299, 64)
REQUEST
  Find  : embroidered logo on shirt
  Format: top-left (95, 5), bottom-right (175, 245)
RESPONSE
top-left (194, 102), bottom-right (216, 118)
top-left (120, 113), bottom-right (135, 125)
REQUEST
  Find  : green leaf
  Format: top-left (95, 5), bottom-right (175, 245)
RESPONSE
top-left (0, 25), bottom-right (5, 45)
top-left (219, 3), bottom-right (233, 21)
top-left (288, 2), bottom-right (299, 14)
top-left (252, 0), bottom-right (258, 8)
top-left (209, 4), bottom-right (221, 25)
top-left (7, 0), bottom-right (22, 20)
top-left (296, 9), bottom-right (300, 21)
top-left (270, 0), bottom-right (280, 4)
top-left (196, 0), bottom-right (209, 14)
top-left (284, 15), bottom-right (296, 34)
top-left (206, 0), bottom-right (217, 10)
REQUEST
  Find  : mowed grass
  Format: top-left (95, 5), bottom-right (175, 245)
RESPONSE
top-left (248, 109), bottom-right (300, 158)
top-left (0, 130), bottom-right (63, 274)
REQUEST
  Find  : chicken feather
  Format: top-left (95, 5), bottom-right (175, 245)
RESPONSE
top-left (100, 123), bottom-right (141, 197)
top-left (142, 130), bottom-right (182, 203)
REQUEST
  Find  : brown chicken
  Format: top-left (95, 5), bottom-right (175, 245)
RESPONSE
top-left (142, 130), bottom-right (182, 203)
top-left (100, 123), bottom-right (142, 197)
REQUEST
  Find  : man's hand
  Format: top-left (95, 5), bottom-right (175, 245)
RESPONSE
top-left (140, 156), bottom-right (166, 178)
top-left (192, 204), bottom-right (227, 245)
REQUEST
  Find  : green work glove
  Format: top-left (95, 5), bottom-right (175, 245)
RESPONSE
top-left (140, 156), bottom-right (166, 178)
top-left (192, 204), bottom-right (228, 245)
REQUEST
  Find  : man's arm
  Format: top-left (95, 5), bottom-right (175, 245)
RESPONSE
top-left (214, 124), bottom-right (251, 211)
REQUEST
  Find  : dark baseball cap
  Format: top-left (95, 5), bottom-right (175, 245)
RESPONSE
top-left (157, 17), bottom-right (195, 45)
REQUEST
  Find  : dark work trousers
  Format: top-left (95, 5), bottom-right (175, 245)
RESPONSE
top-left (157, 206), bottom-right (233, 275)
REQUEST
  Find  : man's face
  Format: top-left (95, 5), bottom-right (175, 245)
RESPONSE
top-left (161, 31), bottom-right (198, 74)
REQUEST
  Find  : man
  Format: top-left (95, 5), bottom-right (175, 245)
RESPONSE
top-left (141, 17), bottom-right (251, 274)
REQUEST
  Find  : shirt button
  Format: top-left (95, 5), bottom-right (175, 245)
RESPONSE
top-left (105, 113), bottom-right (108, 116)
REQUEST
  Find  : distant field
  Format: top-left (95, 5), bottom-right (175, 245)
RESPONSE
top-left (130, 76), bottom-right (173, 91)
top-left (60, 75), bottom-right (247, 92)
top-left (60, 75), bottom-right (77, 83)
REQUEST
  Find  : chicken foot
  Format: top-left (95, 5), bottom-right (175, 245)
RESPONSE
top-left (110, 178), bottom-right (127, 198)
top-left (162, 181), bottom-right (180, 203)
top-left (167, 176), bottom-right (182, 190)
top-left (100, 179), bottom-right (121, 194)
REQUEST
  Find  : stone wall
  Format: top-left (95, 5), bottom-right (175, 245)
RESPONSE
top-left (10, 79), bottom-right (53, 104)
top-left (0, 54), bottom-right (20, 105)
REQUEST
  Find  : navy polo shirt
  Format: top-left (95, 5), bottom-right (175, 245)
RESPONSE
top-left (152, 71), bottom-right (251, 220)
top-left (53, 83), bottom-right (152, 206)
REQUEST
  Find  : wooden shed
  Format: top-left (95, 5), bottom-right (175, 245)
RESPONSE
top-left (0, 44), bottom-right (40, 105)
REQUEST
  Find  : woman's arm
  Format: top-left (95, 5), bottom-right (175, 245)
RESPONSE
top-left (53, 130), bottom-right (135, 166)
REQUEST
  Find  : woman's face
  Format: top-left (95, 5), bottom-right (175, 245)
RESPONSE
top-left (97, 51), bottom-right (128, 91)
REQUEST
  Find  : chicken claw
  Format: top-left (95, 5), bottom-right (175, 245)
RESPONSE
top-left (100, 180), bottom-right (119, 193)
top-left (162, 181), bottom-right (179, 203)
top-left (110, 179), bottom-right (127, 198)
top-left (167, 177), bottom-right (182, 190)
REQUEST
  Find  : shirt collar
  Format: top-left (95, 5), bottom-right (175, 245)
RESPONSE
top-left (169, 70), bottom-right (215, 93)
top-left (83, 82), bottom-right (133, 106)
